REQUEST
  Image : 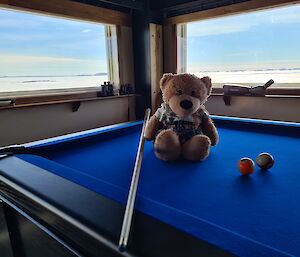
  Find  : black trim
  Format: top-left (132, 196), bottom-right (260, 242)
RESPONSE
top-left (71, 0), bottom-right (132, 13)
top-left (0, 146), bottom-right (34, 160)
top-left (95, 0), bottom-right (144, 10)
top-left (150, 0), bottom-right (251, 18)
top-left (4, 205), bottom-right (27, 257)
top-left (0, 200), bottom-right (14, 257)
top-left (1, 197), bottom-right (82, 257)
top-left (0, 146), bottom-right (29, 156)
top-left (212, 116), bottom-right (300, 138)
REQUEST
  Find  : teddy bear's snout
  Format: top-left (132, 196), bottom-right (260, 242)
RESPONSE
top-left (180, 100), bottom-right (193, 109)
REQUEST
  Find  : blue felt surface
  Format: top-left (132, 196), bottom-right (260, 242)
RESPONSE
top-left (18, 120), bottom-right (300, 257)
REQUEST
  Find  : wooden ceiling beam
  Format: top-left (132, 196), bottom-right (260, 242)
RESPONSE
top-left (95, 0), bottom-right (144, 10)
top-left (0, 0), bottom-right (131, 26)
top-left (165, 0), bottom-right (300, 24)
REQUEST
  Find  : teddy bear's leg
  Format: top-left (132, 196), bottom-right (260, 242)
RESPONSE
top-left (182, 135), bottom-right (211, 161)
top-left (154, 129), bottom-right (181, 161)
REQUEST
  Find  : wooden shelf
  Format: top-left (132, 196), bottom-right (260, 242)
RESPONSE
top-left (212, 87), bottom-right (300, 96)
top-left (165, 0), bottom-right (300, 24)
top-left (0, 94), bottom-right (138, 110)
top-left (0, 0), bottom-right (131, 26)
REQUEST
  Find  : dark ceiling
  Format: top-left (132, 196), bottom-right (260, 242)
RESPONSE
top-left (72, 0), bottom-right (251, 18)
top-left (149, 0), bottom-right (250, 17)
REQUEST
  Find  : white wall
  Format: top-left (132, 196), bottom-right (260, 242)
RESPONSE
top-left (206, 95), bottom-right (300, 122)
top-left (1, 94), bottom-right (300, 147)
top-left (0, 96), bottom-right (136, 147)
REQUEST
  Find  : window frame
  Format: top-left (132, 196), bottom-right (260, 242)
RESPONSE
top-left (166, 0), bottom-right (300, 95)
top-left (0, 0), bottom-right (131, 99)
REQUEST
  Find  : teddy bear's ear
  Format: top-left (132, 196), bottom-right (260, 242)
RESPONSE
top-left (160, 73), bottom-right (174, 90)
top-left (201, 76), bottom-right (212, 94)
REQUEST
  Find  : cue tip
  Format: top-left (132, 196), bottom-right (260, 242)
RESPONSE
top-left (118, 244), bottom-right (126, 252)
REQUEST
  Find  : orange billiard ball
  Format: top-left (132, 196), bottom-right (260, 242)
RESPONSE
top-left (238, 157), bottom-right (255, 175)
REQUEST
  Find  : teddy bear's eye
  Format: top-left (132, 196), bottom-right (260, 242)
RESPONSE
top-left (191, 91), bottom-right (196, 96)
top-left (177, 90), bottom-right (183, 95)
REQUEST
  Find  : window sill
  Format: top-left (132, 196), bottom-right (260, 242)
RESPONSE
top-left (0, 89), bottom-right (138, 110)
top-left (0, 87), bottom-right (104, 99)
top-left (211, 87), bottom-right (300, 97)
top-left (211, 88), bottom-right (300, 106)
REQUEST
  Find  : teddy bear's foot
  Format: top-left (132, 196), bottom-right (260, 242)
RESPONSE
top-left (154, 129), bottom-right (181, 161)
top-left (182, 135), bottom-right (211, 161)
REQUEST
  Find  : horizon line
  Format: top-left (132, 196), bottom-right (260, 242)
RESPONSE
top-left (0, 73), bottom-right (108, 78)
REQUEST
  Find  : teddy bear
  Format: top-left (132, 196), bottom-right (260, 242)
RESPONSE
top-left (145, 73), bottom-right (218, 161)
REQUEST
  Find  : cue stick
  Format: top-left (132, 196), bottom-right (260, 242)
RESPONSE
top-left (119, 108), bottom-right (151, 252)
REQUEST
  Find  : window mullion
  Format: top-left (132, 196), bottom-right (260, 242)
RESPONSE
top-left (177, 23), bottom-right (187, 74)
top-left (105, 25), bottom-right (120, 88)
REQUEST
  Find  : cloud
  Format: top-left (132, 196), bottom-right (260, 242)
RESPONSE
top-left (0, 54), bottom-right (107, 76)
top-left (187, 59), bottom-right (300, 73)
top-left (82, 29), bottom-right (92, 33)
top-left (225, 51), bottom-right (260, 57)
top-left (0, 18), bottom-right (40, 29)
top-left (187, 4), bottom-right (300, 37)
top-left (188, 21), bottom-right (256, 37)
top-left (0, 54), bottom-right (89, 64)
top-left (0, 34), bottom-right (53, 41)
top-left (270, 12), bottom-right (300, 24)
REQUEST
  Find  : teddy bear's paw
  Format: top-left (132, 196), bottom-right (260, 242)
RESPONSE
top-left (154, 129), bottom-right (181, 161)
top-left (182, 135), bottom-right (211, 161)
top-left (210, 135), bottom-right (219, 146)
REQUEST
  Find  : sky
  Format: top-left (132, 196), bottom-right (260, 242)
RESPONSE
top-left (0, 8), bottom-right (107, 76)
top-left (186, 4), bottom-right (300, 72)
top-left (1, 5), bottom-right (300, 76)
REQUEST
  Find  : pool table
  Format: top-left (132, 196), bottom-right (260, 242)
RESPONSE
top-left (0, 116), bottom-right (300, 257)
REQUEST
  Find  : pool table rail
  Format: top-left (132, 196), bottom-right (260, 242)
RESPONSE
top-left (0, 155), bottom-right (235, 257)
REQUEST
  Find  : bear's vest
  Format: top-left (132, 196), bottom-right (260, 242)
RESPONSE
top-left (154, 103), bottom-right (208, 143)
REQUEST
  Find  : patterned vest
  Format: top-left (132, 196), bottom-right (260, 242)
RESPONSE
top-left (154, 103), bottom-right (208, 143)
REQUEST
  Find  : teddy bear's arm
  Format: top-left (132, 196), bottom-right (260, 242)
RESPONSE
top-left (144, 115), bottom-right (160, 140)
top-left (202, 116), bottom-right (219, 146)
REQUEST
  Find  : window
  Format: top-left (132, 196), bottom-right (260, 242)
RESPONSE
top-left (0, 8), bottom-right (117, 94)
top-left (178, 4), bottom-right (300, 88)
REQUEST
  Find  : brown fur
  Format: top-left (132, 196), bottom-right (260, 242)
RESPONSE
top-left (182, 135), bottom-right (211, 161)
top-left (144, 115), bottom-right (160, 140)
top-left (202, 116), bottom-right (219, 146)
top-left (154, 129), bottom-right (181, 161)
top-left (145, 73), bottom-right (218, 161)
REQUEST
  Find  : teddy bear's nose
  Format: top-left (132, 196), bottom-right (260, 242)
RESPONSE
top-left (180, 100), bottom-right (193, 109)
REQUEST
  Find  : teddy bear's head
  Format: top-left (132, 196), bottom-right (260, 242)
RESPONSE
top-left (160, 73), bottom-right (212, 117)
